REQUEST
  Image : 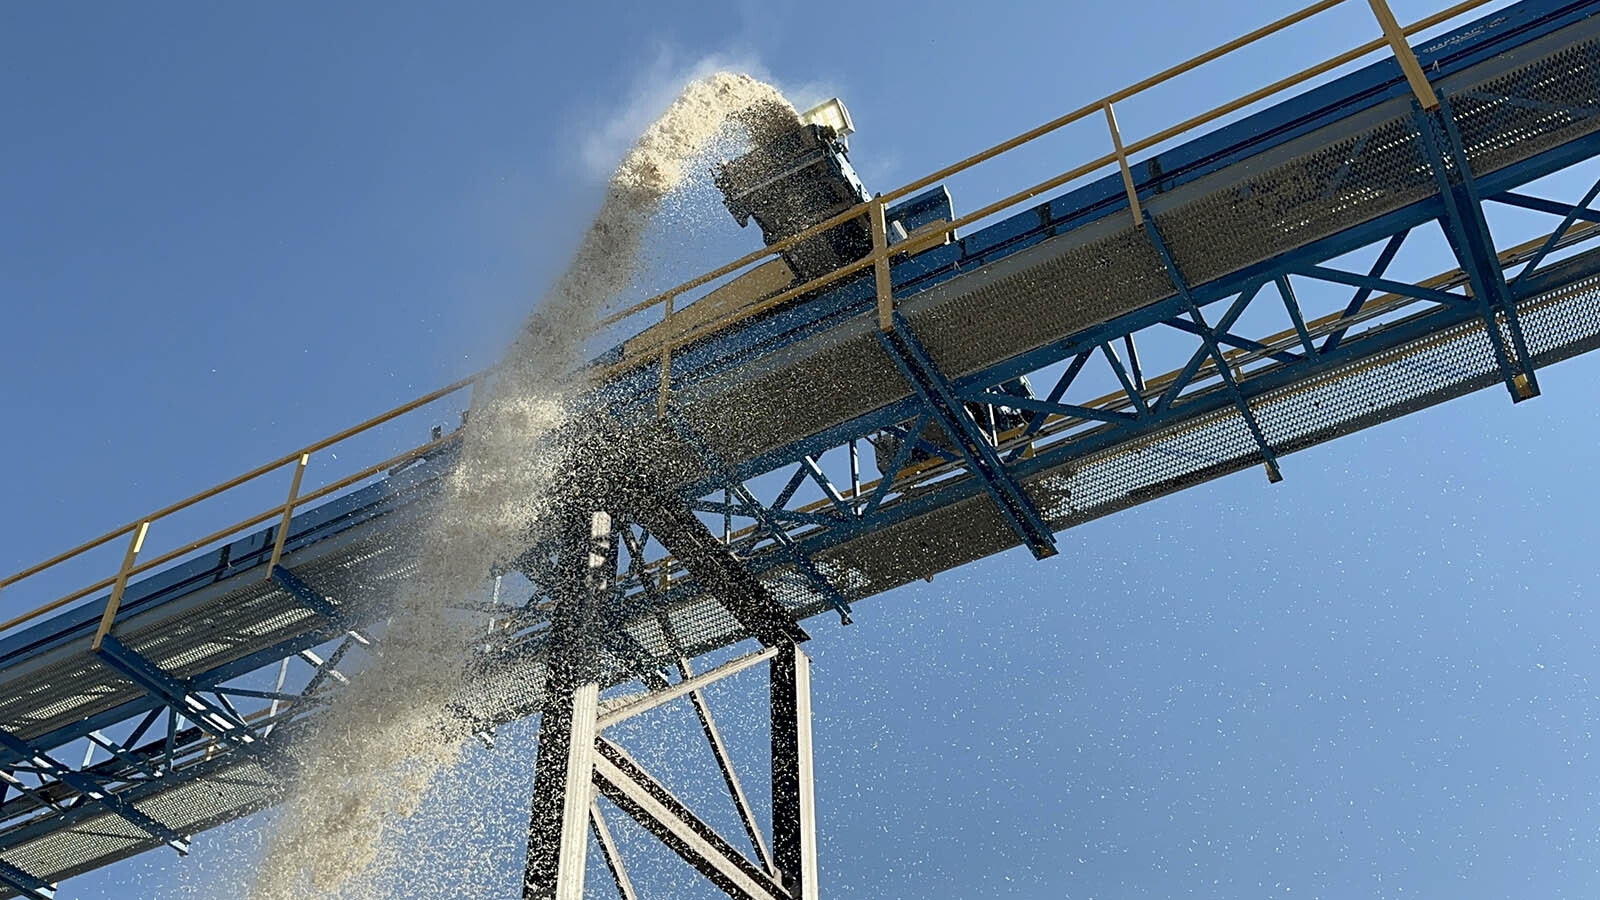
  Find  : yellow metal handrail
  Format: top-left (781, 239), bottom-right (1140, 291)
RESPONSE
top-left (0, 0), bottom-right (1493, 636)
top-left (595, 0), bottom-right (1480, 409)
top-left (0, 378), bottom-right (479, 636)
top-left (608, 0), bottom-right (1472, 357)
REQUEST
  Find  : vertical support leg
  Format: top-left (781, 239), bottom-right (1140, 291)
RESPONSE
top-left (524, 511), bottom-right (615, 900)
top-left (524, 684), bottom-right (600, 900)
top-left (770, 641), bottom-right (818, 900)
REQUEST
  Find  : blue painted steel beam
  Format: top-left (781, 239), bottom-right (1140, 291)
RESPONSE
top-left (1276, 276), bottom-right (1317, 358)
top-left (864, 413), bottom-right (929, 515)
top-left (0, 858), bottom-right (54, 900)
top-left (728, 483), bottom-right (854, 624)
top-left (665, 415), bottom-right (854, 623)
top-left (1162, 317), bottom-right (1303, 367)
top-left (593, 240), bottom-right (1600, 686)
top-left (1099, 342), bottom-right (1151, 416)
top-left (270, 565), bottom-right (345, 626)
top-left (799, 455), bottom-right (855, 520)
top-left (1155, 285), bottom-right (1261, 414)
top-left (967, 391), bottom-right (1137, 426)
top-left (1009, 350), bottom-right (1092, 455)
top-left (82, 726), bottom-right (162, 784)
top-left (1492, 191), bottom-right (1600, 223)
top-left (1414, 99), bottom-right (1541, 401)
top-left (1323, 231), bottom-right (1409, 353)
top-left (1505, 175), bottom-right (1600, 287)
top-left (1141, 213), bottom-right (1284, 483)
top-left (0, 728), bottom-right (189, 855)
top-left (94, 635), bottom-right (259, 754)
top-left (706, 238), bottom-right (1600, 587)
top-left (1295, 264), bottom-right (1467, 307)
top-left (877, 316), bottom-right (1058, 559)
top-left (769, 466), bottom-right (810, 515)
top-left (0, 723), bottom-right (274, 859)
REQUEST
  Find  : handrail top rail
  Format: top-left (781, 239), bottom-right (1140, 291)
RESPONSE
top-left (0, 0), bottom-right (1506, 635)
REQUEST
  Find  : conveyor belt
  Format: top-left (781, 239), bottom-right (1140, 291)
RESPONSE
top-left (5, 0), bottom-right (1600, 892)
top-left (11, 246), bottom-right (1600, 886)
top-left (608, 1), bottom-right (1600, 477)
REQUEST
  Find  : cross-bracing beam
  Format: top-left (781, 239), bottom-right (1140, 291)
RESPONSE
top-left (625, 492), bottom-right (809, 647)
top-left (521, 502), bottom-right (818, 899)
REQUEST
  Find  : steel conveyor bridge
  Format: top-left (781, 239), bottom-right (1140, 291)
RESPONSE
top-left (5, 0), bottom-right (1600, 895)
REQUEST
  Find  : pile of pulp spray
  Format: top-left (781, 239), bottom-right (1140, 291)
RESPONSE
top-left (247, 72), bottom-right (797, 899)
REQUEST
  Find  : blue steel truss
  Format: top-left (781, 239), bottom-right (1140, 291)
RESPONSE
top-left (6, 0), bottom-right (1600, 891)
top-left (877, 315), bottom-right (1060, 559)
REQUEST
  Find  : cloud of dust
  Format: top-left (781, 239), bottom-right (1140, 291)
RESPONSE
top-left (579, 49), bottom-right (837, 181)
top-left (246, 71), bottom-right (797, 900)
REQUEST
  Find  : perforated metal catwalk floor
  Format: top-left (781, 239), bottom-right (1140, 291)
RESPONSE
top-left (5, 0), bottom-right (1600, 892)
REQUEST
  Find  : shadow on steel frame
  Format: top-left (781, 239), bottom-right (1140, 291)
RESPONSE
top-left (0, 0), bottom-right (1496, 649)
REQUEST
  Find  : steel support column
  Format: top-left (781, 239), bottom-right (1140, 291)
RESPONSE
top-left (523, 510), bottom-right (614, 900)
top-left (589, 800), bottom-right (639, 900)
top-left (770, 641), bottom-right (818, 900)
top-left (594, 739), bottom-right (788, 900)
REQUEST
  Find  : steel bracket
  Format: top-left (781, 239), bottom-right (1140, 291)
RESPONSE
top-left (877, 316), bottom-right (1058, 559)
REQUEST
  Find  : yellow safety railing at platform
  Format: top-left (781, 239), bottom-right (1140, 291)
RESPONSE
top-left (598, 0), bottom-right (1480, 412)
top-left (0, 0), bottom-right (1497, 638)
top-left (0, 376), bottom-right (481, 641)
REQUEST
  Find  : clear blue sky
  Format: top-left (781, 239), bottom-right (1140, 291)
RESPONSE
top-left (7, 1), bottom-right (1600, 897)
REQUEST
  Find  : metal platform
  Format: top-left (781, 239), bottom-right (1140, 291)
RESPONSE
top-left (5, 0), bottom-right (1600, 895)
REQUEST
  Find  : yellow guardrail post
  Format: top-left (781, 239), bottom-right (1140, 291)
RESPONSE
top-left (870, 196), bottom-right (893, 332)
top-left (266, 454), bottom-right (310, 577)
top-left (658, 292), bottom-right (677, 418)
top-left (92, 520), bottom-right (150, 652)
top-left (1369, 0), bottom-right (1441, 109)
top-left (1104, 101), bottom-right (1144, 225)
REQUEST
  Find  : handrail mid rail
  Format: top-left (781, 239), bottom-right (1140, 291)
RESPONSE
top-left (0, 377), bottom-right (480, 637)
top-left (0, 0), bottom-right (1499, 639)
top-left (596, 0), bottom-right (1482, 407)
